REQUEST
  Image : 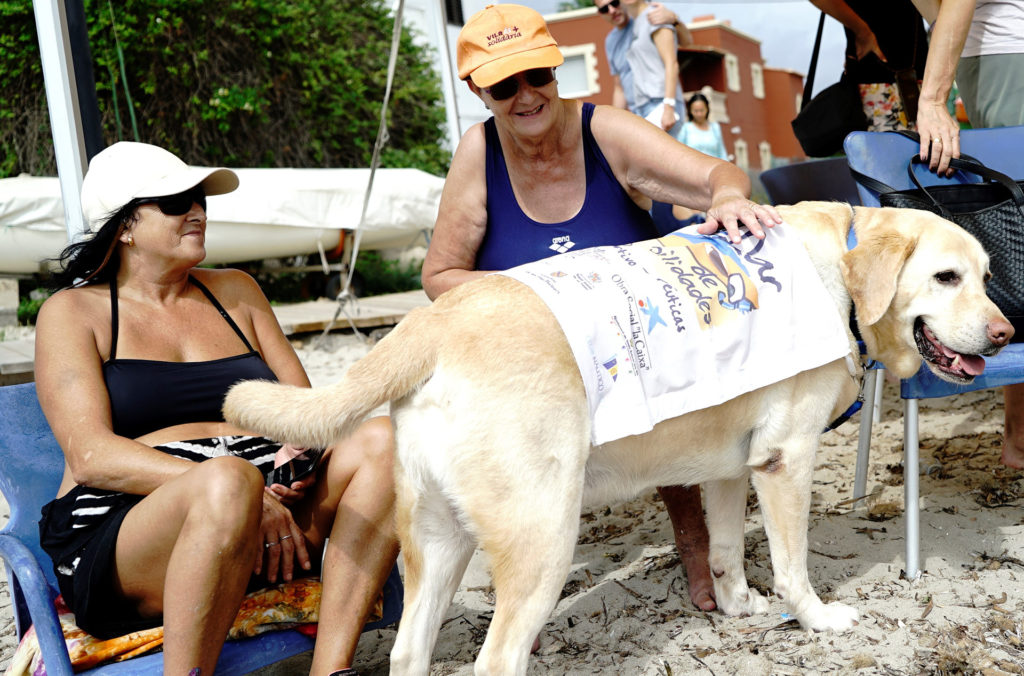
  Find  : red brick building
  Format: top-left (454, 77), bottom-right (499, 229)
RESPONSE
top-left (544, 9), bottom-right (807, 170)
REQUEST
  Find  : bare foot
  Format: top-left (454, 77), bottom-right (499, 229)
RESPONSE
top-left (1001, 439), bottom-right (1024, 469)
top-left (657, 484), bottom-right (717, 611)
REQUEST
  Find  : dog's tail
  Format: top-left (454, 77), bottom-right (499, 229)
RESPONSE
top-left (223, 304), bottom-right (440, 449)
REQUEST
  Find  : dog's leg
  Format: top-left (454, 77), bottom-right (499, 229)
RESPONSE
top-left (750, 437), bottom-right (859, 631)
top-left (472, 493), bottom-right (581, 676)
top-left (390, 472), bottom-right (476, 676)
top-left (705, 474), bottom-right (770, 617)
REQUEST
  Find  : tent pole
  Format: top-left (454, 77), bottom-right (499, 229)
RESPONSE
top-left (33, 0), bottom-right (88, 243)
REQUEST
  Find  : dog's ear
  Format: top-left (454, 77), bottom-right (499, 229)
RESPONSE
top-left (840, 229), bottom-right (917, 327)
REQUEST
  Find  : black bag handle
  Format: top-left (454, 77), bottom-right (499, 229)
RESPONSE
top-left (799, 12), bottom-right (827, 112)
top-left (906, 155), bottom-right (1024, 217)
top-left (848, 129), bottom-right (1014, 201)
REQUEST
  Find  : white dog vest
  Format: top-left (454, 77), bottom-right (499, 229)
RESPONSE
top-left (497, 224), bottom-right (851, 445)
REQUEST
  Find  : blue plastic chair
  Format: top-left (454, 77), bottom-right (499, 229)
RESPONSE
top-left (844, 126), bottom-right (1024, 579)
top-left (0, 382), bottom-right (402, 675)
top-left (759, 157), bottom-right (862, 206)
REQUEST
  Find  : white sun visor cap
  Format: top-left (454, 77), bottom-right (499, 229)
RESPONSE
top-left (81, 141), bottom-right (239, 232)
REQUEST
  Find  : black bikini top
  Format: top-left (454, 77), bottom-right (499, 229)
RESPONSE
top-left (102, 276), bottom-right (278, 439)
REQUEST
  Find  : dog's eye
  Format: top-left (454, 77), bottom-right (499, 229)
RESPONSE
top-left (934, 270), bottom-right (959, 284)
top-left (984, 271), bottom-right (992, 284)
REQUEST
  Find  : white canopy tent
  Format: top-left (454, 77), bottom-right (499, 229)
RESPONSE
top-left (0, 168), bottom-right (444, 274)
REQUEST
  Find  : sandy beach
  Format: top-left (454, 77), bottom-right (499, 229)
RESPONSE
top-left (3, 329), bottom-right (1023, 674)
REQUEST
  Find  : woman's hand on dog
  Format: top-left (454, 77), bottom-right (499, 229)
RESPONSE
top-left (701, 194), bottom-right (782, 243)
top-left (256, 489), bottom-right (311, 583)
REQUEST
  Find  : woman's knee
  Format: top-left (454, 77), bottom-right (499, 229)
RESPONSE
top-left (350, 416), bottom-right (395, 470)
top-left (191, 456), bottom-right (264, 516)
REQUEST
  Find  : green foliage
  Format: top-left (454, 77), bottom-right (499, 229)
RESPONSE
top-left (558, 0), bottom-right (594, 11)
top-left (1, 0), bottom-right (450, 176)
top-left (17, 289), bottom-right (49, 325)
top-left (353, 251), bottom-right (422, 296)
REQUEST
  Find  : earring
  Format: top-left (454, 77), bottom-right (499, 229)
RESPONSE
top-left (126, 234), bottom-right (134, 247)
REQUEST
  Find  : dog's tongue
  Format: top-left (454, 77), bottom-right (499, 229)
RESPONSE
top-left (953, 353), bottom-right (986, 376)
top-left (935, 337), bottom-right (986, 376)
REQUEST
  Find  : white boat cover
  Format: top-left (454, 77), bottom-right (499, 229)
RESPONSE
top-left (0, 167), bottom-right (444, 274)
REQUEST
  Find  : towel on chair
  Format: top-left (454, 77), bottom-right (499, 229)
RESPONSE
top-left (6, 578), bottom-right (383, 675)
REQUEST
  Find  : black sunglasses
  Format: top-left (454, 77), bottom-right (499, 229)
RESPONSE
top-left (597, 0), bottom-right (620, 14)
top-left (485, 68), bottom-right (556, 101)
top-left (137, 186), bottom-right (207, 216)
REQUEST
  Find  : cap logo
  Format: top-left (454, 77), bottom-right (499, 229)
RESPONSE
top-left (487, 25), bottom-right (521, 47)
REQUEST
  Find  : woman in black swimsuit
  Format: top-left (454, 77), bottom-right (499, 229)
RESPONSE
top-left (35, 142), bottom-right (395, 676)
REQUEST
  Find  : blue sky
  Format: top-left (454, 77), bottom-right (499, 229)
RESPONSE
top-left (504, 1), bottom-right (849, 97)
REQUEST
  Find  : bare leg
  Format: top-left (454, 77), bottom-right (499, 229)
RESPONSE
top-left (114, 456), bottom-right (265, 674)
top-left (656, 484), bottom-right (716, 611)
top-left (1002, 384), bottom-right (1024, 468)
top-left (297, 417), bottom-right (400, 676)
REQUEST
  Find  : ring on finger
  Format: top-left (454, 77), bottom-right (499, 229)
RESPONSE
top-left (279, 535), bottom-right (293, 541)
top-left (265, 541), bottom-right (279, 548)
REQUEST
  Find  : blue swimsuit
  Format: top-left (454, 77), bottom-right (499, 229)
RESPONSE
top-left (475, 102), bottom-right (659, 271)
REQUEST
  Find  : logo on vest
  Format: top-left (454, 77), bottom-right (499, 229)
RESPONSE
top-left (487, 26), bottom-right (521, 47)
top-left (549, 235), bottom-right (575, 254)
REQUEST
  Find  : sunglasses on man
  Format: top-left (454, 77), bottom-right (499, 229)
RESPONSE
top-left (137, 185), bottom-right (207, 215)
top-left (484, 68), bottom-right (556, 101)
top-left (597, 0), bottom-right (620, 14)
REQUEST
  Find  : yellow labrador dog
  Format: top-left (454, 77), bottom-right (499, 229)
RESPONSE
top-left (225, 202), bottom-right (1012, 675)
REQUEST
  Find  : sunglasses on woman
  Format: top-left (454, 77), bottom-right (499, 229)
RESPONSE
top-left (597, 0), bottom-right (620, 14)
top-left (484, 68), bottom-right (556, 101)
top-left (137, 186), bottom-right (207, 215)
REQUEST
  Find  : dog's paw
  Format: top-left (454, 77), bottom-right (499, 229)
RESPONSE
top-left (717, 586), bottom-right (770, 618)
top-left (798, 601), bottom-right (859, 632)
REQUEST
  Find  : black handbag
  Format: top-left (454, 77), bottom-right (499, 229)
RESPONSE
top-left (850, 147), bottom-right (1024, 335)
top-left (791, 12), bottom-right (868, 157)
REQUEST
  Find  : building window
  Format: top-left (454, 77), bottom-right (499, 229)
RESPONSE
top-left (556, 44), bottom-right (600, 99)
top-left (444, 0), bottom-right (464, 25)
top-left (758, 141), bottom-right (772, 170)
top-left (725, 54), bottom-right (740, 92)
top-left (751, 63), bottom-right (765, 99)
top-left (734, 139), bottom-right (749, 169)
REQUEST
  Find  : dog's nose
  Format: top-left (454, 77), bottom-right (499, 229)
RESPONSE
top-left (988, 317), bottom-right (1015, 346)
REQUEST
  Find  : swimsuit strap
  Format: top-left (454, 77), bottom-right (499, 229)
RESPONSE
top-left (189, 275), bottom-right (256, 353)
top-left (108, 280), bottom-right (120, 360)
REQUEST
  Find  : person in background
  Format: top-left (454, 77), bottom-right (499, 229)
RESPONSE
top-left (623, 0), bottom-right (689, 137)
top-left (811, 0), bottom-right (929, 131)
top-left (679, 93), bottom-right (727, 160)
top-left (596, 0), bottom-right (702, 234)
top-left (425, 4), bottom-right (783, 613)
top-left (35, 142), bottom-right (397, 676)
top-left (597, 0), bottom-right (691, 114)
top-left (913, 0), bottom-right (1024, 469)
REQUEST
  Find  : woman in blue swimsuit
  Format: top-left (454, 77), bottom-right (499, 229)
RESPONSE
top-left (35, 142), bottom-right (394, 676)
top-left (422, 4), bottom-right (782, 616)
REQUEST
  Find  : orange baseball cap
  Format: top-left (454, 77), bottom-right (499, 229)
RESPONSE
top-left (457, 4), bottom-right (564, 88)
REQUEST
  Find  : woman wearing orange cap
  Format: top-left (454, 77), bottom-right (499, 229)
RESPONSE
top-left (422, 4), bottom-right (781, 618)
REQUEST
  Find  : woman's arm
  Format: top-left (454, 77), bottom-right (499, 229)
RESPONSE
top-left (651, 26), bottom-right (680, 132)
top-left (808, 0), bottom-right (886, 61)
top-left (916, 0), bottom-right (975, 173)
top-left (421, 123), bottom-right (491, 300)
top-left (591, 105), bottom-right (780, 242)
top-left (34, 291), bottom-right (195, 495)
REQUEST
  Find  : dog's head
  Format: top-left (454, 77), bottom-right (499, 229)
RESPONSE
top-left (842, 206), bottom-right (1013, 383)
